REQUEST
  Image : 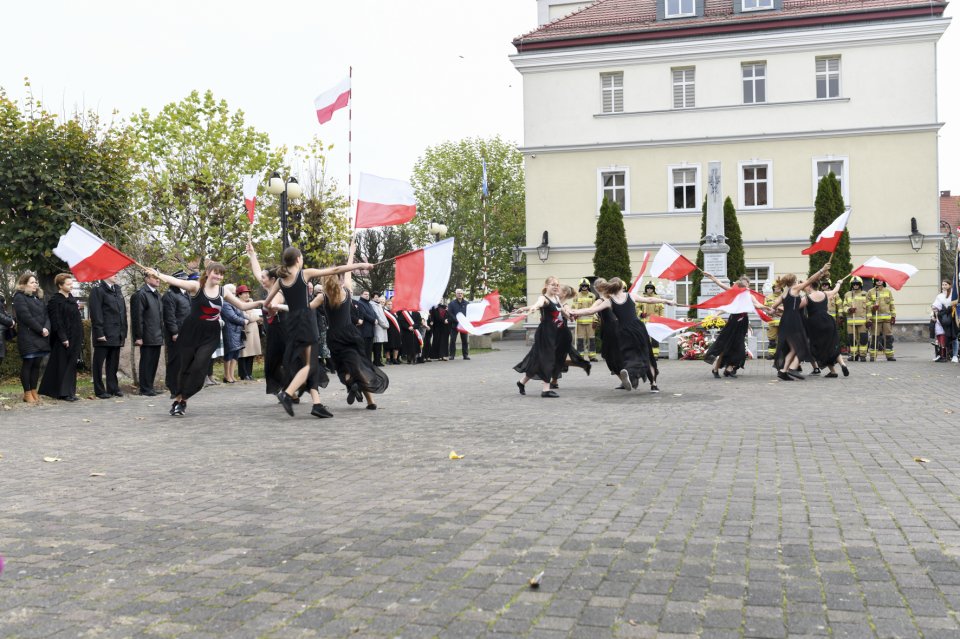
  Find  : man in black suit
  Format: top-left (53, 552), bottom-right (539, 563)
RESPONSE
top-left (161, 270), bottom-right (191, 398)
top-left (89, 275), bottom-right (128, 399)
top-left (355, 290), bottom-right (378, 360)
top-left (447, 288), bottom-right (470, 360)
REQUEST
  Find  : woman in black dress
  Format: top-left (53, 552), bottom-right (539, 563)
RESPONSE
top-left (320, 273), bottom-right (389, 409)
top-left (550, 285), bottom-right (591, 389)
top-left (569, 277), bottom-right (674, 393)
top-left (428, 303), bottom-right (451, 361)
top-left (589, 278), bottom-right (627, 389)
top-left (247, 242), bottom-right (288, 396)
top-left (383, 299), bottom-right (402, 364)
top-left (39, 273), bottom-right (83, 401)
top-left (701, 273), bottom-right (768, 379)
top-left (770, 263), bottom-right (830, 381)
top-left (149, 263), bottom-right (263, 416)
top-left (264, 247), bottom-right (374, 418)
top-left (397, 308), bottom-right (422, 364)
top-left (804, 277), bottom-right (849, 377)
top-left (514, 276), bottom-right (565, 397)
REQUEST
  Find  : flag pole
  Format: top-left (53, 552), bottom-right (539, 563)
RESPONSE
top-left (346, 65), bottom-right (357, 267)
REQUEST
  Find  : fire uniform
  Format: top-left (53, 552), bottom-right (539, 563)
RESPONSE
top-left (844, 277), bottom-right (869, 361)
top-left (764, 288), bottom-right (782, 359)
top-left (866, 279), bottom-right (896, 361)
top-left (572, 279), bottom-right (597, 361)
top-left (637, 283), bottom-right (664, 358)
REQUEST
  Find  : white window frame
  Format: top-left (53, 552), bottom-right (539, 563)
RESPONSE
top-left (597, 167), bottom-right (631, 214)
top-left (744, 263), bottom-right (774, 294)
top-left (742, 62), bottom-right (766, 104)
top-left (811, 156), bottom-right (850, 205)
top-left (666, 163), bottom-right (701, 212)
top-left (665, 0), bottom-right (696, 18)
top-left (675, 273), bottom-right (694, 308)
top-left (672, 67), bottom-right (696, 109)
top-left (600, 71), bottom-right (624, 114)
top-left (738, 160), bottom-right (773, 209)
top-left (816, 56), bottom-right (841, 99)
top-left (742, 0), bottom-right (774, 11)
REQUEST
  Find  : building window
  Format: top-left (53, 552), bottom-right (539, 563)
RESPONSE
top-left (668, 165), bottom-right (700, 211)
top-left (744, 265), bottom-right (771, 293)
top-left (675, 274), bottom-right (693, 307)
top-left (600, 72), bottom-right (624, 114)
top-left (742, 62), bottom-right (766, 104)
top-left (816, 57), bottom-right (840, 99)
top-left (739, 161), bottom-right (772, 208)
top-left (665, 0), bottom-right (696, 18)
top-left (742, 0), bottom-right (774, 10)
top-left (598, 168), bottom-right (629, 212)
top-left (812, 156), bottom-right (850, 204)
top-left (672, 68), bottom-right (695, 109)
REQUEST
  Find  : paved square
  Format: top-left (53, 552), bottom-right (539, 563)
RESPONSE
top-left (2, 340), bottom-right (959, 638)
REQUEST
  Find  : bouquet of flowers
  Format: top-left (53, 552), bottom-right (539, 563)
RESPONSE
top-left (701, 314), bottom-right (727, 330)
top-left (678, 331), bottom-right (708, 360)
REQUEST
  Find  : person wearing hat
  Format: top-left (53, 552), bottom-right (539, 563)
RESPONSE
top-left (571, 278), bottom-right (597, 361)
top-left (236, 285), bottom-right (262, 380)
top-left (866, 277), bottom-right (896, 361)
top-left (764, 281), bottom-right (782, 359)
top-left (162, 269), bottom-right (192, 398)
top-left (844, 276), bottom-right (869, 362)
top-left (636, 282), bottom-right (665, 360)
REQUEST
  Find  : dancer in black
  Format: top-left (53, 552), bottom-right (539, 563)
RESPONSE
top-left (247, 242), bottom-right (288, 397)
top-left (701, 273), bottom-right (768, 379)
top-left (589, 278), bottom-right (627, 389)
top-left (804, 277), bottom-right (849, 378)
top-left (569, 277), bottom-right (674, 393)
top-left (770, 263), bottom-right (830, 381)
top-left (148, 264), bottom-right (263, 416)
top-left (264, 247), bottom-right (373, 417)
top-left (550, 284), bottom-right (591, 389)
top-left (514, 276), bottom-right (566, 397)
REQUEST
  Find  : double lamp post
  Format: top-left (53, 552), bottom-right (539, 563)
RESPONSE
top-left (267, 171), bottom-right (303, 250)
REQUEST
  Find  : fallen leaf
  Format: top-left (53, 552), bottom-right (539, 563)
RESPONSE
top-left (529, 571), bottom-right (544, 588)
top-left (82, 419), bottom-right (91, 423)
top-left (449, 451), bottom-right (464, 460)
top-left (945, 410), bottom-right (954, 415)
top-left (89, 472), bottom-right (105, 477)
top-left (43, 456), bottom-right (62, 463)
top-left (628, 619), bottom-right (638, 626)
top-left (914, 457), bottom-right (930, 463)
top-left (135, 417), bottom-right (145, 421)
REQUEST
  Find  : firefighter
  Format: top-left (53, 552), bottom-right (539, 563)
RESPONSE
top-left (637, 282), bottom-right (665, 359)
top-left (764, 281), bottom-right (782, 359)
top-left (572, 278), bottom-right (598, 361)
top-left (866, 277), bottom-right (896, 361)
top-left (844, 276), bottom-right (869, 361)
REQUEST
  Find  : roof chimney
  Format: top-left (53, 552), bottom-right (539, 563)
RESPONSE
top-left (942, 190), bottom-right (952, 197)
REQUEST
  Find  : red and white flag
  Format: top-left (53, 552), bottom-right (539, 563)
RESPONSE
top-left (53, 223), bottom-right (134, 282)
top-left (456, 290), bottom-right (524, 335)
top-left (392, 238), bottom-right (454, 311)
top-left (645, 315), bottom-right (700, 343)
top-left (355, 173), bottom-right (417, 229)
top-left (650, 243), bottom-right (697, 281)
top-left (627, 251), bottom-right (652, 294)
top-left (691, 285), bottom-right (773, 322)
top-left (851, 256), bottom-right (918, 290)
top-left (242, 174), bottom-right (259, 224)
top-left (314, 77), bottom-right (351, 125)
top-left (801, 210), bottom-right (850, 255)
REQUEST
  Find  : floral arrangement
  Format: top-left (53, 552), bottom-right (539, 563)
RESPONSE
top-left (678, 331), bottom-right (708, 360)
top-left (700, 314), bottom-right (727, 330)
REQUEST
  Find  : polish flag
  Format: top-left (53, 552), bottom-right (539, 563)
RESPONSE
top-left (392, 238), bottom-right (454, 312)
top-left (645, 315), bottom-right (700, 343)
top-left (242, 174), bottom-right (259, 224)
top-left (314, 77), bottom-right (351, 125)
top-left (691, 285), bottom-right (773, 322)
top-left (355, 173), bottom-right (417, 228)
top-left (801, 210), bottom-right (850, 255)
top-left (456, 290), bottom-right (524, 335)
top-left (53, 223), bottom-right (134, 282)
top-left (627, 251), bottom-right (652, 294)
top-left (650, 243), bottom-right (697, 281)
top-left (851, 257), bottom-right (918, 290)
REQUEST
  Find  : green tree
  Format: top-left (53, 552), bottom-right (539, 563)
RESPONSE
top-left (688, 200), bottom-right (707, 318)
top-left (411, 136), bottom-right (525, 300)
top-left (593, 197), bottom-right (632, 282)
top-left (723, 196), bottom-right (746, 281)
top-left (129, 90), bottom-right (283, 273)
top-left (0, 83), bottom-right (136, 291)
top-left (808, 172), bottom-right (851, 297)
top-left (352, 226), bottom-right (425, 295)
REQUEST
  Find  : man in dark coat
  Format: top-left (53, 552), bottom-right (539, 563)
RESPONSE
top-left (0, 293), bottom-right (15, 363)
top-left (89, 275), bottom-right (128, 399)
top-left (447, 288), bottom-right (470, 360)
top-left (355, 290), bottom-right (378, 360)
top-left (131, 271), bottom-right (164, 396)
top-left (162, 270), bottom-right (191, 398)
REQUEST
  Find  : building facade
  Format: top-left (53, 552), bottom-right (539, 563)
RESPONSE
top-left (512, 0), bottom-right (950, 324)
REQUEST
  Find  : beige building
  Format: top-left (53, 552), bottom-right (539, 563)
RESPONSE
top-left (512, 0), bottom-right (950, 325)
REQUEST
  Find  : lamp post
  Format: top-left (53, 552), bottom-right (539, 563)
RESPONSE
top-left (512, 243), bottom-right (525, 273)
top-left (429, 222), bottom-right (448, 243)
top-left (266, 171), bottom-right (303, 250)
top-left (908, 217), bottom-right (925, 252)
top-left (536, 231), bottom-right (550, 262)
top-left (940, 220), bottom-right (958, 253)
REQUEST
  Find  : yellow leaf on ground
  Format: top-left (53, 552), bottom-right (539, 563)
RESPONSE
top-left (529, 571), bottom-right (544, 587)
top-left (43, 456), bottom-right (62, 463)
top-left (89, 472), bottom-right (105, 477)
top-left (449, 451), bottom-right (464, 460)
top-left (914, 457), bottom-right (930, 463)
top-left (82, 419), bottom-right (91, 423)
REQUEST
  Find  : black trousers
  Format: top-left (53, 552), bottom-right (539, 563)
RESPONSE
top-left (93, 345), bottom-right (121, 395)
top-left (372, 342), bottom-right (385, 365)
top-left (449, 330), bottom-right (468, 358)
top-left (138, 345), bottom-right (161, 393)
top-left (165, 338), bottom-right (182, 396)
top-left (20, 356), bottom-right (43, 391)
top-left (238, 356), bottom-right (254, 379)
top-left (363, 336), bottom-right (374, 360)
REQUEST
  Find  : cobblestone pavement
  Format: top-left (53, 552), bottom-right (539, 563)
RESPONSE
top-left (2, 340), bottom-right (960, 638)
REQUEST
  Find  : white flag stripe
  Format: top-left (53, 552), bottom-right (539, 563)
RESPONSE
top-left (456, 314), bottom-right (520, 335)
top-left (242, 175), bottom-right (259, 201)
top-left (860, 256), bottom-right (918, 276)
top-left (358, 173), bottom-right (416, 206)
top-left (54, 224), bottom-right (105, 265)
top-left (464, 300), bottom-right (491, 322)
top-left (419, 238), bottom-right (455, 311)
top-left (314, 77), bottom-right (351, 109)
top-left (815, 210), bottom-right (850, 240)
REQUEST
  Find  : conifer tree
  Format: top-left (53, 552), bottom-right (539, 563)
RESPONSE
top-left (593, 197), bottom-right (632, 282)
top-left (688, 199), bottom-right (707, 318)
top-left (724, 196), bottom-right (746, 281)
top-left (808, 173), bottom-right (852, 298)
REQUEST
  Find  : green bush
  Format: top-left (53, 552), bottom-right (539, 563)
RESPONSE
top-left (0, 336), bottom-right (22, 380)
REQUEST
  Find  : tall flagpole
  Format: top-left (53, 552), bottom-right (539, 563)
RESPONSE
top-left (347, 65), bottom-right (357, 266)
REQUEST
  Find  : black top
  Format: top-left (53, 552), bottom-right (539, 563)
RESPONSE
top-left (280, 269), bottom-right (309, 313)
top-left (89, 281), bottom-right (128, 346)
top-left (13, 291), bottom-right (51, 355)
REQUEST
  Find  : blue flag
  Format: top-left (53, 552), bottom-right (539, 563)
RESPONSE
top-left (481, 158), bottom-right (489, 199)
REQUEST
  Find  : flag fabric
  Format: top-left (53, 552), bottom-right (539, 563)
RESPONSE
top-left (645, 315), bottom-right (700, 343)
top-left (481, 158), bottom-right (489, 199)
top-left (801, 210), bottom-right (851, 255)
top-left (690, 285), bottom-right (774, 322)
top-left (242, 175), bottom-right (259, 224)
top-left (650, 243), bottom-right (697, 280)
top-left (53, 223), bottom-right (134, 282)
top-left (392, 238), bottom-right (455, 312)
top-left (314, 76), bottom-right (351, 125)
top-left (456, 290), bottom-right (524, 335)
top-left (383, 309), bottom-right (401, 334)
top-left (850, 257), bottom-right (918, 290)
top-left (355, 173), bottom-right (417, 228)
top-left (627, 252), bottom-right (652, 295)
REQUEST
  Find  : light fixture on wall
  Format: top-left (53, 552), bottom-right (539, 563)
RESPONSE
top-left (536, 231), bottom-right (550, 262)
top-left (908, 217), bottom-right (924, 252)
top-left (940, 220), bottom-right (957, 253)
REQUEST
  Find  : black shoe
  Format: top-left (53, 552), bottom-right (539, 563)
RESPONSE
top-left (374, 361), bottom-right (384, 367)
top-left (172, 401), bottom-right (186, 417)
top-left (786, 369), bottom-right (805, 380)
top-left (310, 404), bottom-right (334, 418)
top-left (222, 378), bottom-right (235, 384)
top-left (540, 390), bottom-right (559, 398)
top-left (810, 368), bottom-right (821, 376)
top-left (347, 383), bottom-right (359, 405)
top-left (712, 370), bottom-right (721, 379)
top-left (841, 365), bottom-right (849, 377)
top-left (615, 385), bottom-right (628, 390)
top-left (97, 393), bottom-right (112, 400)
top-left (60, 395), bottom-right (79, 402)
top-left (549, 382), bottom-right (559, 389)
top-left (887, 357), bottom-right (896, 362)
top-left (825, 372), bottom-right (838, 378)
top-left (365, 403), bottom-right (378, 410)
top-left (141, 390), bottom-right (157, 396)
top-left (723, 370), bottom-right (737, 378)
top-left (277, 391), bottom-right (295, 416)
top-left (113, 391), bottom-right (124, 397)
top-left (516, 381), bottom-right (526, 395)
top-left (463, 356), bottom-right (470, 360)
top-left (169, 401), bottom-right (178, 416)
top-left (650, 385), bottom-right (660, 393)
top-left (777, 371), bottom-right (793, 381)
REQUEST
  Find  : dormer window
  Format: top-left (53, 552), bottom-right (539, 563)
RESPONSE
top-left (742, 0), bottom-right (774, 10)
top-left (665, 0), bottom-right (696, 18)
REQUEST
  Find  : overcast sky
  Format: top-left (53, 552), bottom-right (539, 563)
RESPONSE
top-left (2, 1), bottom-right (957, 209)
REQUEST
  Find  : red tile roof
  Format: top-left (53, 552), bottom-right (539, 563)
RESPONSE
top-left (514, 0), bottom-right (947, 51)
top-left (942, 192), bottom-right (960, 232)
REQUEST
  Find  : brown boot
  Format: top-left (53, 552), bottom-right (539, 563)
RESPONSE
top-left (23, 391), bottom-right (36, 404)
top-left (31, 390), bottom-right (42, 404)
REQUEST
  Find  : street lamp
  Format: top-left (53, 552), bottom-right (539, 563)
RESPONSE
top-left (512, 242), bottom-right (526, 273)
top-left (908, 217), bottom-right (924, 252)
top-left (266, 171), bottom-right (303, 249)
top-left (940, 220), bottom-right (958, 253)
top-left (536, 231), bottom-right (550, 262)
top-left (429, 222), bottom-right (448, 242)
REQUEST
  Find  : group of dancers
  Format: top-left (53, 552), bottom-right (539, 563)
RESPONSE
top-left (513, 260), bottom-right (851, 397)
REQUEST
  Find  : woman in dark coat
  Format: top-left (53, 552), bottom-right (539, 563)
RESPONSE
top-left (39, 273), bottom-right (84, 401)
top-left (428, 303), bottom-right (451, 361)
top-left (396, 308), bottom-right (422, 364)
top-left (12, 271), bottom-right (51, 404)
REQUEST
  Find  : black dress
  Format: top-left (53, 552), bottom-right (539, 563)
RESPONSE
top-left (554, 316), bottom-right (591, 379)
top-left (279, 270), bottom-right (326, 392)
top-left (398, 310), bottom-right (422, 362)
top-left (325, 288), bottom-right (389, 394)
top-left (598, 306), bottom-right (623, 376)
top-left (177, 286), bottom-right (224, 400)
top-left (39, 293), bottom-right (83, 399)
top-left (610, 295), bottom-right (655, 388)
top-left (704, 312), bottom-right (749, 371)
top-left (773, 290), bottom-right (813, 370)
top-left (805, 295), bottom-right (841, 368)
top-left (513, 297), bottom-right (563, 381)
top-left (385, 310), bottom-right (402, 351)
top-left (429, 306), bottom-right (451, 359)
